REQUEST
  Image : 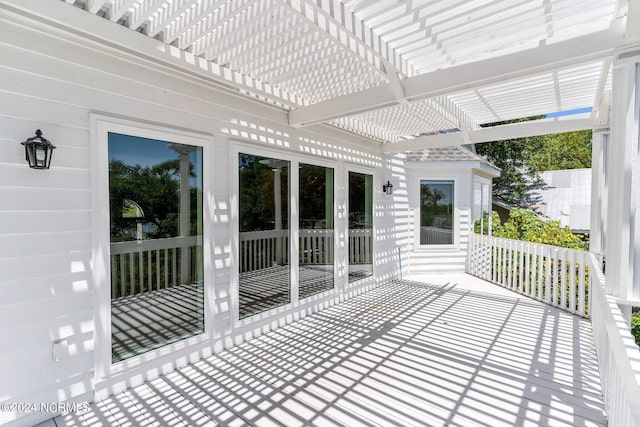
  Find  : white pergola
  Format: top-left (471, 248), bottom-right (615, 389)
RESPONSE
top-left (13, 0), bottom-right (633, 147)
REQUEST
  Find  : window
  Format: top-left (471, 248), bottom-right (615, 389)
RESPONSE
top-left (348, 171), bottom-right (373, 282)
top-left (238, 153), bottom-right (290, 318)
top-left (473, 180), bottom-right (491, 235)
top-left (420, 180), bottom-right (454, 245)
top-left (108, 132), bottom-right (204, 363)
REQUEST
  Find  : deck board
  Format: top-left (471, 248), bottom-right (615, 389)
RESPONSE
top-left (54, 278), bottom-right (606, 427)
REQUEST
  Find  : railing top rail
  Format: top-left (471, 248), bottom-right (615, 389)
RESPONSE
top-left (110, 235), bottom-right (199, 254)
top-left (587, 253), bottom-right (640, 426)
top-left (471, 232), bottom-right (587, 257)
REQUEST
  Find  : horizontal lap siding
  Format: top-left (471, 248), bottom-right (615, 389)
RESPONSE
top-left (0, 115), bottom-right (94, 427)
top-left (0, 9), bottom-right (405, 426)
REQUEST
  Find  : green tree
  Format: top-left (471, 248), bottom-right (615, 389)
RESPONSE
top-left (475, 133), bottom-right (544, 207)
top-left (529, 130), bottom-right (592, 171)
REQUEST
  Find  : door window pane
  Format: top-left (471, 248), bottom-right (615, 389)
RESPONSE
top-left (109, 133), bottom-right (204, 363)
top-left (238, 153), bottom-right (290, 318)
top-left (348, 171), bottom-right (373, 282)
top-left (420, 180), bottom-right (454, 245)
top-left (299, 163), bottom-right (334, 298)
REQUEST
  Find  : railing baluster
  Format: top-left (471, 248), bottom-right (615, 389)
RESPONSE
top-left (501, 239), bottom-right (506, 286)
top-left (128, 252), bottom-right (135, 296)
top-left (138, 250), bottom-right (144, 294)
top-left (506, 239), bottom-right (512, 289)
top-left (491, 236), bottom-right (497, 283)
top-left (544, 246), bottom-right (551, 303)
top-left (524, 243), bottom-right (530, 296)
top-left (536, 245), bottom-right (543, 301)
top-left (560, 248), bottom-right (567, 311)
top-left (528, 245), bottom-right (534, 299)
top-left (155, 249), bottom-right (160, 290)
top-left (552, 247), bottom-right (557, 304)
top-left (569, 250), bottom-right (577, 313)
top-left (518, 240), bottom-right (524, 293)
top-left (578, 251), bottom-right (586, 316)
top-left (172, 247), bottom-right (177, 287)
top-left (111, 255), bottom-right (118, 298)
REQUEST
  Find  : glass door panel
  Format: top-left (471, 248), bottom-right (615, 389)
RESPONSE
top-left (299, 163), bottom-right (334, 298)
top-left (348, 171), bottom-right (373, 282)
top-left (108, 132), bottom-right (204, 363)
top-left (238, 153), bottom-right (290, 318)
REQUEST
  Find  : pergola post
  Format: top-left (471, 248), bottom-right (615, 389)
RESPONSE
top-left (590, 128), bottom-right (608, 258)
top-left (605, 53), bottom-right (640, 318)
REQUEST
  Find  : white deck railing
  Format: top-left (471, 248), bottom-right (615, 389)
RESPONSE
top-left (588, 253), bottom-right (640, 427)
top-left (467, 232), bottom-right (640, 427)
top-left (110, 235), bottom-right (199, 298)
top-left (467, 233), bottom-right (590, 316)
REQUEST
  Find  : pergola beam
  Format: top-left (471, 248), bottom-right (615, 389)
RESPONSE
top-left (382, 118), bottom-right (595, 153)
top-left (289, 24), bottom-right (624, 127)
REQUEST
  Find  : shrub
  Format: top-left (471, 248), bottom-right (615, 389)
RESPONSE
top-left (489, 208), bottom-right (587, 250)
top-left (632, 311), bottom-right (640, 347)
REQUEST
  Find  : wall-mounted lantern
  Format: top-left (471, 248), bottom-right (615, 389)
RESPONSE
top-left (382, 180), bottom-right (393, 195)
top-left (21, 129), bottom-right (56, 169)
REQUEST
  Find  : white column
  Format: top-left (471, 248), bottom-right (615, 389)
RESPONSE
top-left (606, 55), bottom-right (640, 306)
top-left (590, 129), bottom-right (608, 258)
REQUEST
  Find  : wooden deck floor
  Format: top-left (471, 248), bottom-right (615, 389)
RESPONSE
top-left (52, 278), bottom-right (606, 426)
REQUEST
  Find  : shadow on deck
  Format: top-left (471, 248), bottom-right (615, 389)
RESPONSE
top-left (52, 278), bottom-right (606, 426)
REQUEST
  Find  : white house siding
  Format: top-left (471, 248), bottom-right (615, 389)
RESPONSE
top-left (0, 9), bottom-right (406, 427)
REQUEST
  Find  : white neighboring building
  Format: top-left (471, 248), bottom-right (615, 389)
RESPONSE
top-left (530, 168), bottom-right (592, 234)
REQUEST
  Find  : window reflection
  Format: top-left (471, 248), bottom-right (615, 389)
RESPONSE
top-left (420, 180), bottom-right (454, 245)
top-left (108, 133), bottom-right (204, 363)
top-left (299, 163), bottom-right (334, 298)
top-left (238, 153), bottom-right (290, 318)
top-left (348, 171), bottom-right (373, 282)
